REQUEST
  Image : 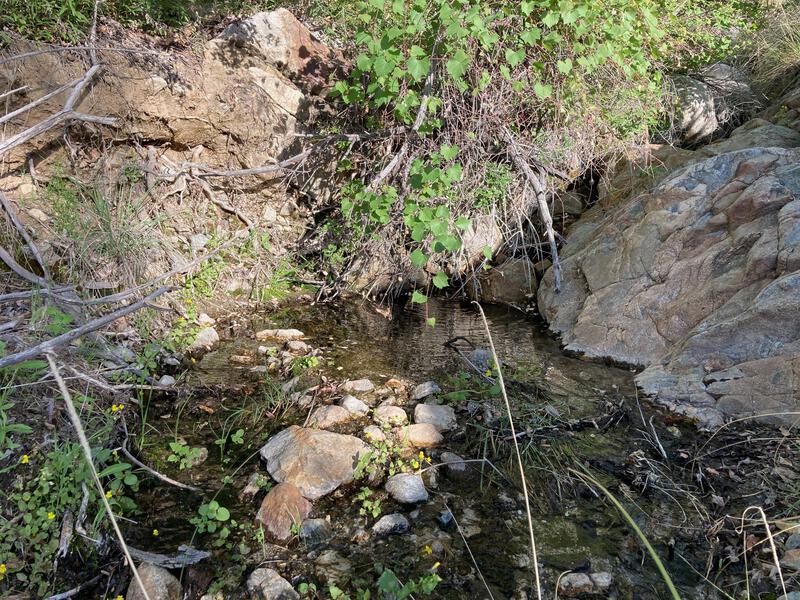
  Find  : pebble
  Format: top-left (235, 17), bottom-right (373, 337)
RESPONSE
top-left (459, 508), bottom-right (482, 538)
top-left (197, 313), bottom-right (215, 326)
top-left (246, 568), bottom-right (299, 600)
top-left (385, 473), bottom-right (428, 504)
top-left (285, 340), bottom-right (310, 353)
top-left (436, 509), bottom-right (454, 529)
top-left (787, 532), bottom-right (800, 550)
top-left (399, 424), bottom-right (443, 448)
top-left (558, 573), bottom-right (594, 597)
top-left (372, 513), bottom-right (410, 536)
top-left (412, 381), bottom-right (441, 401)
top-left (341, 395), bottom-right (370, 416)
top-left (342, 378), bottom-right (375, 393)
top-left (190, 233), bottom-right (211, 252)
top-left (590, 572), bottom-right (613, 592)
top-left (373, 405), bottom-right (408, 427)
top-left (440, 452), bottom-right (468, 478)
top-left (187, 327), bottom-right (219, 354)
top-left (779, 593), bottom-right (800, 600)
top-left (255, 482), bottom-right (312, 541)
top-left (157, 374), bottom-right (176, 387)
top-left (414, 403), bottom-right (456, 431)
top-left (314, 550), bottom-right (352, 586)
top-left (27, 207), bottom-right (49, 222)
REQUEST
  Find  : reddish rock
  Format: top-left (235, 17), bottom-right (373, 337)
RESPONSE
top-left (256, 482), bottom-right (312, 540)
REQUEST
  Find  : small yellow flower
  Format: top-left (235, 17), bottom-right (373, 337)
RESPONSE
top-left (20, 454), bottom-right (29, 464)
top-left (418, 451), bottom-right (424, 459)
top-left (105, 490), bottom-right (113, 499)
top-left (0, 563), bottom-right (7, 574)
top-left (152, 529), bottom-right (159, 537)
top-left (411, 460), bottom-right (420, 469)
top-left (111, 404), bottom-right (119, 412)
top-left (118, 404), bottom-right (125, 411)
top-left (431, 562), bottom-right (441, 571)
top-left (422, 545), bottom-right (432, 556)
top-left (115, 596), bottom-right (124, 600)
top-left (485, 369), bottom-right (492, 377)
top-left (47, 512), bottom-right (56, 520)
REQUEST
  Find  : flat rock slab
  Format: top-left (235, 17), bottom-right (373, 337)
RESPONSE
top-left (308, 405), bottom-right (352, 429)
top-left (260, 426), bottom-right (367, 500)
top-left (385, 473), bottom-right (428, 504)
top-left (414, 404), bottom-right (456, 431)
top-left (412, 381), bottom-right (441, 400)
top-left (256, 482), bottom-right (312, 541)
top-left (341, 378), bottom-right (375, 393)
top-left (247, 567), bottom-right (299, 600)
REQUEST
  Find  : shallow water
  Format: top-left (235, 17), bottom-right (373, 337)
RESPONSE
top-left (129, 298), bottom-right (731, 599)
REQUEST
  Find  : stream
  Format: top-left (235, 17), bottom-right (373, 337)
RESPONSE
top-left (121, 298), bottom-right (776, 599)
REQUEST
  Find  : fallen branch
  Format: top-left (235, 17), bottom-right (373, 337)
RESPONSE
top-left (120, 447), bottom-right (201, 492)
top-left (0, 190), bottom-right (51, 280)
top-left (0, 76), bottom-right (83, 126)
top-left (502, 128), bottom-right (562, 292)
top-left (0, 85), bottom-right (30, 101)
top-left (0, 286), bottom-right (172, 370)
top-left (0, 243), bottom-right (48, 287)
top-left (127, 545), bottom-right (210, 569)
top-left (43, 575), bottom-right (102, 600)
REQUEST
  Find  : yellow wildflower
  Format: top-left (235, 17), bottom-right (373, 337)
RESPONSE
top-left (111, 404), bottom-right (119, 412)
top-left (116, 596), bottom-right (124, 600)
top-left (105, 490), bottom-right (113, 499)
top-left (118, 404), bottom-right (125, 411)
top-left (431, 562), bottom-right (441, 571)
top-left (20, 454), bottom-right (29, 464)
top-left (422, 545), bottom-right (432, 556)
top-left (418, 451), bottom-right (424, 459)
top-left (152, 529), bottom-right (159, 537)
top-left (0, 563), bottom-right (6, 574)
top-left (485, 369), bottom-right (492, 377)
top-left (47, 512), bottom-right (56, 520)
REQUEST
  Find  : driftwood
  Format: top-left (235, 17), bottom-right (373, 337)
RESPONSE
top-left (0, 286), bottom-right (172, 370)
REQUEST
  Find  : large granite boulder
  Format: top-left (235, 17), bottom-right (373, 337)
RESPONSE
top-left (539, 137), bottom-right (800, 428)
top-left (259, 426), bottom-right (367, 500)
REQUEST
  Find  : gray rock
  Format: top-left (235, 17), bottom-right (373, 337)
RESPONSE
top-left (590, 572), bottom-right (613, 592)
top-left (363, 425), bottom-right (387, 442)
top-left (412, 381), bottom-right (441, 400)
top-left (314, 550), bottom-right (352, 586)
top-left (190, 233), bottom-right (211, 253)
top-left (374, 405), bottom-right (408, 427)
top-left (399, 424), bottom-right (443, 448)
top-left (778, 593), bottom-right (800, 600)
top-left (308, 405), bottom-right (352, 429)
top-left (781, 548), bottom-right (800, 570)
top-left (557, 573), bottom-right (594, 597)
top-left (459, 507), bottom-right (481, 538)
top-left (300, 518), bottom-right (332, 548)
top-left (246, 567), bottom-right (299, 600)
top-left (126, 563), bottom-right (181, 600)
top-left (467, 259), bottom-right (538, 306)
top-left (372, 513), bottom-right (410, 536)
top-left (672, 75), bottom-right (718, 144)
top-left (341, 395), bottom-right (370, 416)
top-left (157, 374), bottom-right (176, 387)
top-left (414, 404), bottom-right (456, 432)
top-left (440, 452), bottom-right (468, 478)
top-left (187, 327), bottom-right (219, 355)
top-left (285, 340), bottom-right (310, 353)
top-left (259, 426), bottom-right (367, 500)
top-left (342, 378), bottom-right (375, 393)
top-left (787, 532), bottom-right (800, 550)
top-left (256, 328), bottom-right (305, 341)
top-left (385, 473), bottom-right (428, 504)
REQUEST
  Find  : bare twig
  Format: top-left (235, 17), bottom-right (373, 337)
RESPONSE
top-left (46, 355), bottom-right (152, 600)
top-left (0, 85), bottom-right (30, 101)
top-left (0, 190), bottom-right (51, 280)
top-left (0, 287), bottom-right (172, 370)
top-left (120, 447), bottom-right (201, 492)
top-left (0, 243), bottom-right (48, 286)
top-left (0, 76), bottom-right (83, 126)
top-left (43, 575), bottom-right (102, 600)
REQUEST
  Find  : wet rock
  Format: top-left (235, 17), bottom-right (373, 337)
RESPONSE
top-left (399, 424), bottom-right (443, 448)
top-left (126, 562), bottom-right (181, 600)
top-left (342, 378), bottom-right (375, 393)
top-left (259, 426), bottom-right (367, 500)
top-left (340, 395), bottom-right (370, 416)
top-left (256, 483), bottom-right (312, 541)
top-left (300, 518), bottom-right (332, 548)
top-left (467, 259), bottom-right (538, 306)
top-left (187, 327), bottom-right (219, 355)
top-left (308, 405), bottom-right (352, 429)
top-left (590, 572), bottom-right (613, 592)
top-left (440, 452), bottom-right (468, 478)
top-left (314, 550), bottom-right (352, 586)
top-left (157, 374), bottom-right (176, 387)
top-left (285, 340), bottom-right (310, 354)
top-left (363, 425), bottom-right (387, 442)
top-left (557, 573), bottom-right (594, 597)
top-left (246, 567), bottom-right (299, 600)
top-left (256, 328), bottom-right (304, 341)
top-left (538, 146), bottom-right (800, 427)
top-left (372, 513), bottom-right (410, 536)
top-left (781, 548), bottom-right (800, 570)
top-left (412, 381), bottom-right (441, 401)
top-left (414, 404), bottom-right (456, 432)
top-left (436, 509), bottom-right (454, 529)
top-left (374, 405), bottom-right (408, 427)
top-left (385, 473), bottom-right (428, 504)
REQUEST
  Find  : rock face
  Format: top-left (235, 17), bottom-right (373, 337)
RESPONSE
top-left (467, 259), bottom-right (538, 306)
top-left (126, 563), bottom-right (181, 600)
top-left (246, 567), bottom-right (299, 600)
top-left (539, 129), bottom-right (800, 427)
top-left (260, 427), bottom-right (367, 500)
top-left (256, 483), bottom-right (312, 540)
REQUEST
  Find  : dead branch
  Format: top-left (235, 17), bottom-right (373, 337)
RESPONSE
top-left (43, 575), bottom-right (102, 600)
top-left (0, 286), bottom-right (172, 370)
top-left (120, 447), bottom-right (201, 492)
top-left (0, 64), bottom-right (118, 158)
top-left (0, 76), bottom-right (83, 126)
top-left (0, 190), bottom-right (51, 280)
top-left (0, 85), bottom-right (30, 101)
top-left (0, 243), bottom-right (48, 287)
top-left (502, 128), bottom-right (562, 292)
top-left (0, 286), bottom-right (75, 302)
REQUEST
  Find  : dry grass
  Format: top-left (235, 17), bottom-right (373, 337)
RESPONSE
top-left (747, 5), bottom-right (800, 96)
